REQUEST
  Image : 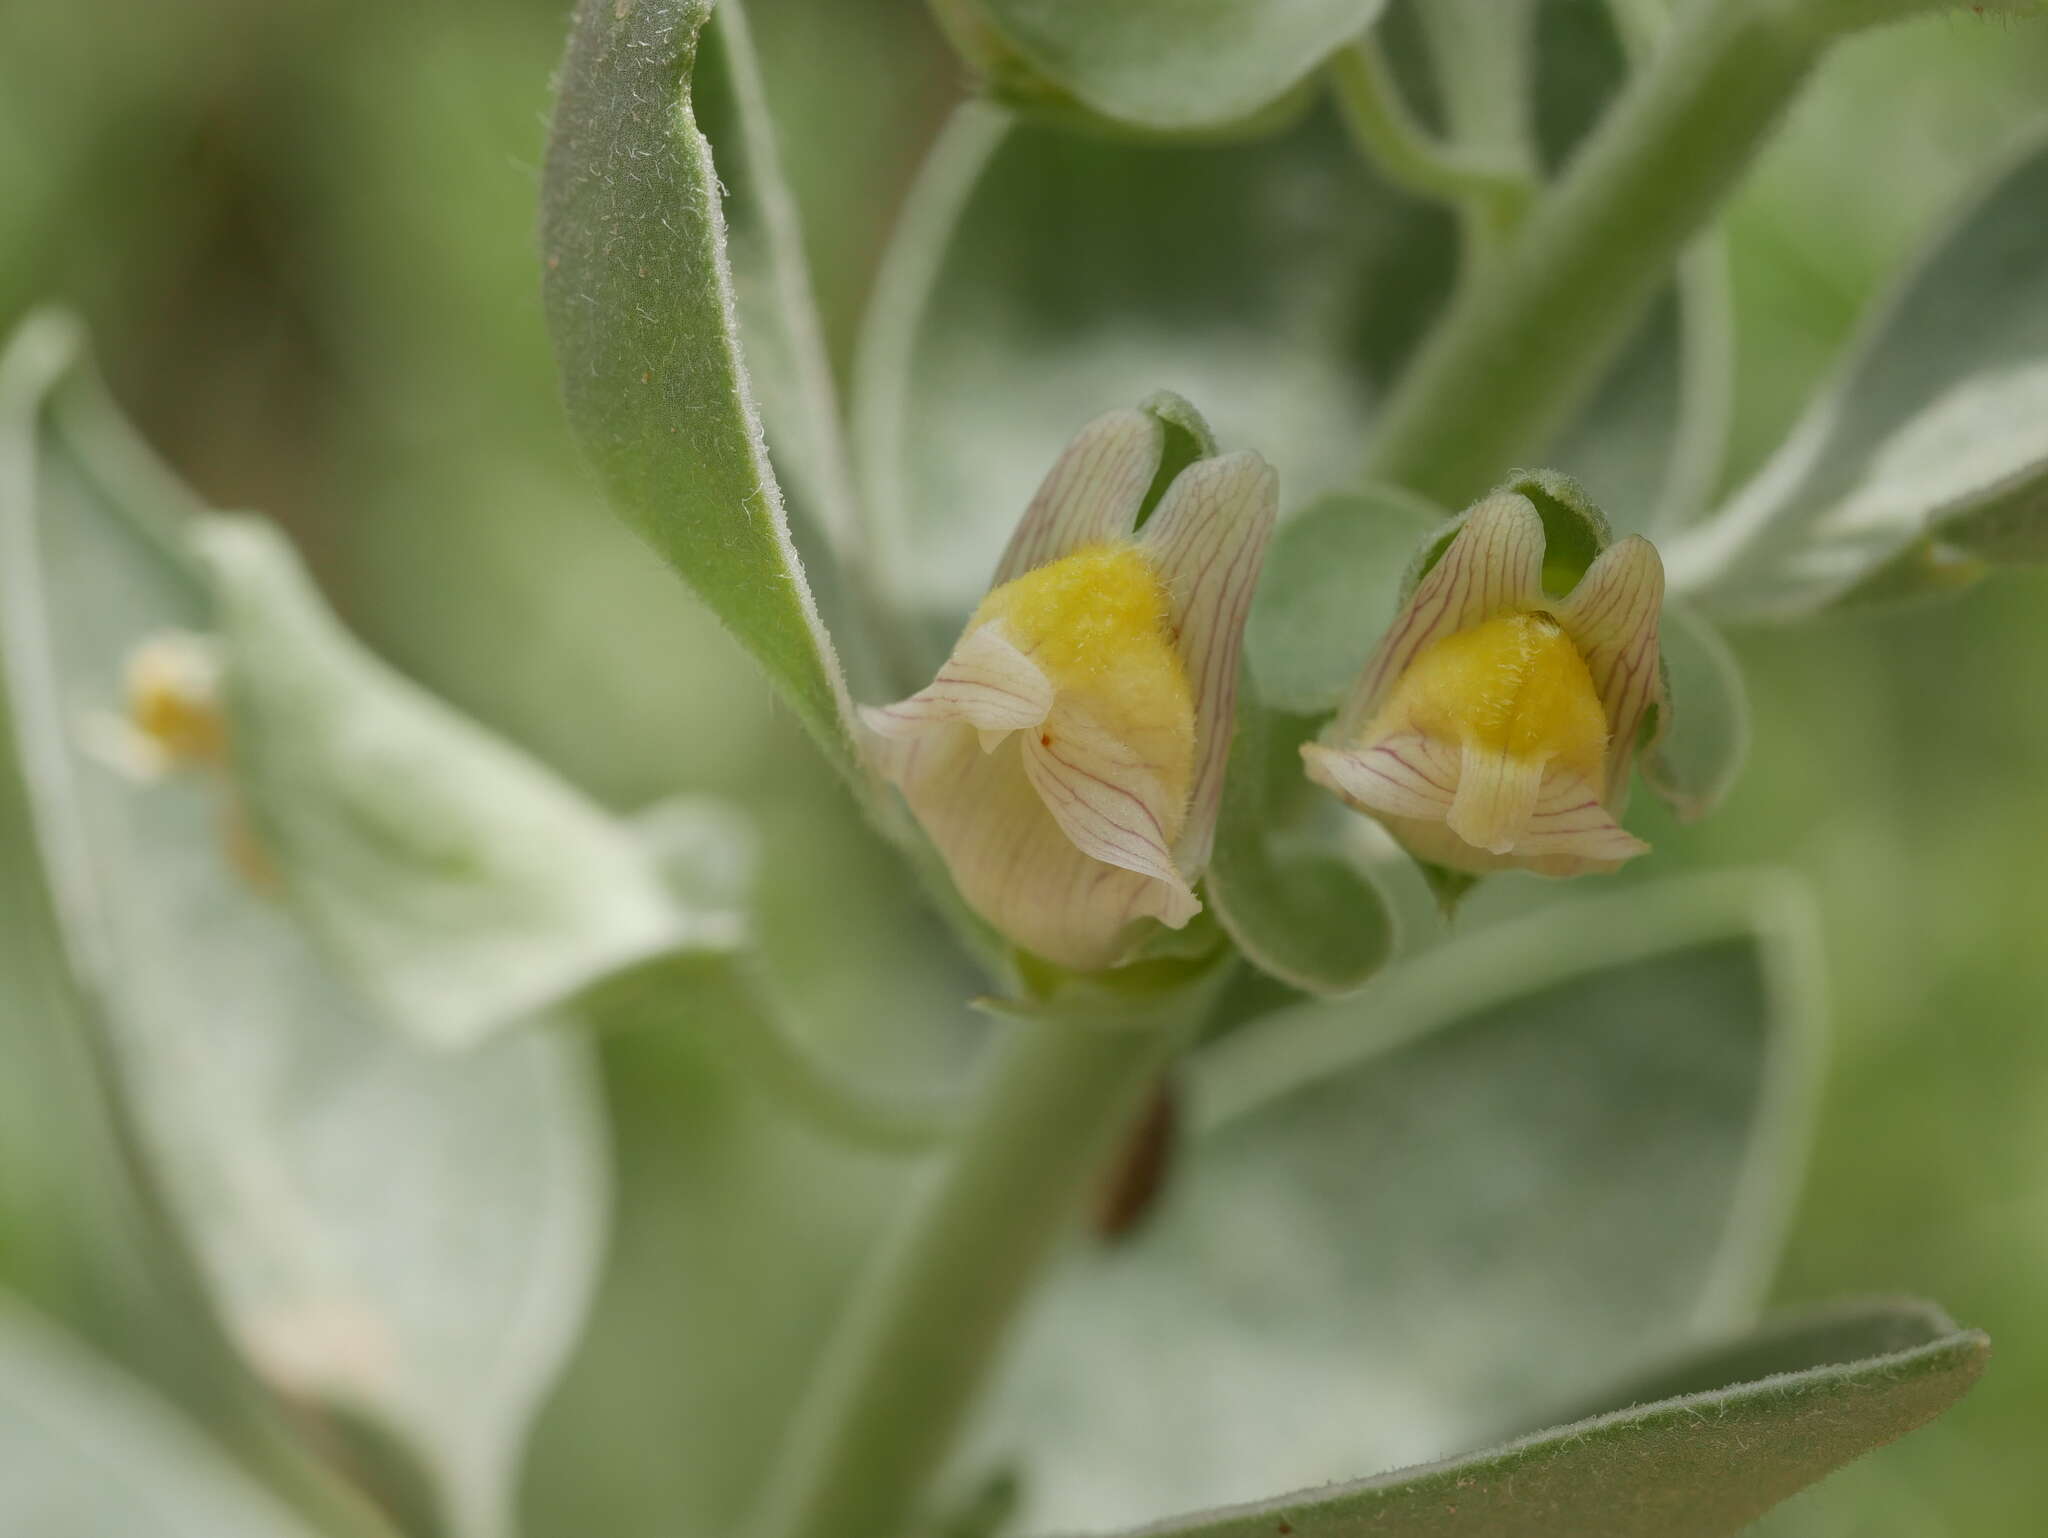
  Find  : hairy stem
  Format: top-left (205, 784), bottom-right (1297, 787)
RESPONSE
top-left (1328, 36), bottom-right (1533, 247)
top-left (1601, 0), bottom-right (1737, 529)
top-left (1362, 0), bottom-right (1830, 507)
top-left (748, 983), bottom-right (1208, 1538)
top-left (1413, 0), bottom-right (1542, 271)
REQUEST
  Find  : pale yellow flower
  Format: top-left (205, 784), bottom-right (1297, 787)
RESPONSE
top-left (863, 408), bottom-right (1276, 970)
top-left (1302, 492), bottom-right (1665, 878)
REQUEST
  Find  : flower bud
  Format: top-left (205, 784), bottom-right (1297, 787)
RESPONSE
top-left (1302, 492), bottom-right (1665, 878)
top-left (863, 407), bottom-right (1276, 971)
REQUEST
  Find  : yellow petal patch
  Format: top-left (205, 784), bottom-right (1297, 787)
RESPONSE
top-left (126, 631), bottom-right (228, 770)
top-left (971, 542), bottom-right (1197, 822)
top-left (1370, 610), bottom-right (1609, 793)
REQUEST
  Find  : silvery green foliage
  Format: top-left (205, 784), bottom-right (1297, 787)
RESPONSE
top-left (1668, 132), bottom-right (2048, 614)
top-left (3, 1), bottom-right (2043, 1536)
top-left (0, 1302), bottom-right (323, 1538)
top-left (936, 0), bottom-right (1387, 134)
top-left (1, 319), bottom-right (610, 1538)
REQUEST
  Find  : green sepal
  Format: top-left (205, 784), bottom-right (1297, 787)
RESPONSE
top-left (1415, 858), bottom-right (1480, 918)
top-left (988, 944), bottom-right (1237, 1035)
top-left (1206, 679), bottom-right (1394, 993)
top-left (1136, 389), bottom-right (1220, 524)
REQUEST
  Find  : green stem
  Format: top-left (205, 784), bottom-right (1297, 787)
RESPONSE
top-left (1328, 37), bottom-right (1532, 245)
top-left (1654, 225), bottom-right (1738, 529)
top-left (1601, 0), bottom-right (1736, 531)
top-left (1361, 0), bottom-right (1830, 507)
top-left (1412, 0), bottom-right (1542, 271)
top-left (748, 990), bottom-right (1203, 1538)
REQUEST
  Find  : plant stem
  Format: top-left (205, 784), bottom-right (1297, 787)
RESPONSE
top-left (1600, 0), bottom-right (1737, 530)
top-left (748, 989), bottom-right (1203, 1538)
top-left (1328, 37), bottom-right (1532, 249)
top-left (1412, 0), bottom-right (1542, 272)
top-left (1361, 0), bottom-right (1830, 508)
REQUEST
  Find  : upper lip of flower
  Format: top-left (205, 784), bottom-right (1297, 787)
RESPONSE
top-left (859, 406), bottom-right (1276, 970)
top-left (1303, 490), bottom-right (1666, 877)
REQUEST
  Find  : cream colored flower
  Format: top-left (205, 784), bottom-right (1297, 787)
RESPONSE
top-left (863, 408), bottom-right (1276, 971)
top-left (1302, 492), bottom-right (1665, 878)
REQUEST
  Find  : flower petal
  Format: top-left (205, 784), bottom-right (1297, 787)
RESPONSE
top-left (884, 720), bottom-right (1196, 970)
top-left (991, 408), bottom-right (1164, 586)
top-left (1447, 744), bottom-right (1545, 855)
top-left (1333, 493), bottom-right (1547, 739)
top-left (1300, 733), bottom-right (1458, 821)
top-left (1515, 768), bottom-right (1653, 861)
top-left (859, 622), bottom-right (1053, 750)
top-left (1139, 450), bottom-right (1278, 872)
top-left (1304, 737), bottom-right (1648, 875)
top-left (1018, 700), bottom-right (1197, 922)
top-left (1554, 535), bottom-right (1665, 791)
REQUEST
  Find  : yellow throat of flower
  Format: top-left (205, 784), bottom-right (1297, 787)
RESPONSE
top-left (1368, 609), bottom-right (1609, 853)
top-left (972, 542), bottom-right (1197, 812)
top-left (126, 634), bottom-right (229, 769)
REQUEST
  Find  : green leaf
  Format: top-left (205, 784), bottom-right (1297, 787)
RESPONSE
top-left (1084, 1298), bottom-right (1984, 1537)
top-left (857, 99), bottom-right (1457, 641)
top-left (955, 872), bottom-right (1825, 1531)
top-left (0, 1299), bottom-right (322, 1538)
top-left (1642, 603), bottom-right (1749, 823)
top-left (949, 0), bottom-right (1388, 134)
top-left (687, 0), bottom-right (897, 696)
top-left (1670, 130), bottom-right (2048, 616)
top-left (1929, 452), bottom-right (2048, 563)
top-left (196, 513), bottom-right (718, 1051)
top-left (1206, 681), bottom-right (1393, 995)
top-left (0, 317), bottom-right (607, 1538)
top-left (1545, 1296), bottom-right (1976, 1422)
top-left (584, 948), bottom-right (957, 1157)
top-left (1246, 487), bottom-right (1442, 716)
top-left (541, 0), bottom-right (856, 773)
top-left (524, 974), bottom-right (945, 1538)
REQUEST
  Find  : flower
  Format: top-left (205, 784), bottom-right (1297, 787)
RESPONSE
top-left (115, 630), bottom-right (228, 777)
top-left (863, 407), bottom-right (1277, 971)
top-left (1302, 491), bottom-right (1664, 878)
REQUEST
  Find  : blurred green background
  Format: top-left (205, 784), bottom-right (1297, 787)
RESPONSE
top-left (2, 0), bottom-right (2045, 1533)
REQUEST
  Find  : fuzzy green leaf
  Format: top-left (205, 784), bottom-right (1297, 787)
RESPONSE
top-left (1206, 681), bottom-right (1392, 995)
top-left (1246, 488), bottom-right (1442, 716)
top-left (858, 100), bottom-right (1458, 645)
top-left (951, 0), bottom-right (1387, 133)
top-left (197, 515), bottom-right (717, 1050)
top-left (1090, 1299), bottom-right (1984, 1537)
top-left (956, 873), bottom-right (1825, 1531)
top-left (0, 1300), bottom-right (323, 1538)
top-left (0, 317), bottom-right (607, 1538)
top-left (1643, 604), bottom-right (1749, 822)
top-left (541, 0), bottom-right (855, 771)
top-left (1671, 131), bottom-right (2048, 616)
